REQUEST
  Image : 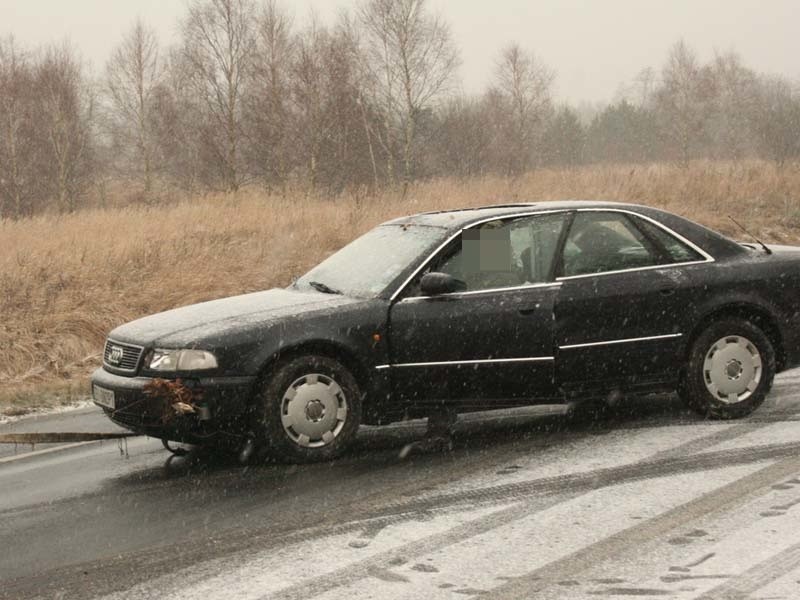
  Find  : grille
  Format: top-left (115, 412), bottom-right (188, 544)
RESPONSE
top-left (103, 339), bottom-right (144, 373)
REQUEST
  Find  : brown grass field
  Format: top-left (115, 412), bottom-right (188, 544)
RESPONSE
top-left (2, 160), bottom-right (800, 415)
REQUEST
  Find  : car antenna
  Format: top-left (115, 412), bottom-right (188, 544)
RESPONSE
top-left (728, 215), bottom-right (772, 255)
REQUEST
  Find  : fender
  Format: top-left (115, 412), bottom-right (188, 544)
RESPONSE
top-left (242, 300), bottom-right (393, 408)
top-left (685, 291), bottom-right (787, 368)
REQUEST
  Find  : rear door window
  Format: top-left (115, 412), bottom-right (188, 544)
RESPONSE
top-left (560, 212), bottom-right (661, 277)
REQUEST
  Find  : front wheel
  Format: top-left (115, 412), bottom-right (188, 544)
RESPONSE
top-left (258, 355), bottom-right (362, 463)
top-left (681, 319), bottom-right (775, 419)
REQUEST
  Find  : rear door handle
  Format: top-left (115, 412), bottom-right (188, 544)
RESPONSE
top-left (518, 303), bottom-right (540, 315)
top-left (658, 287), bottom-right (676, 296)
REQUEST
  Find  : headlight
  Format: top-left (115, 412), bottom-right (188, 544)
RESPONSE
top-left (149, 349), bottom-right (218, 371)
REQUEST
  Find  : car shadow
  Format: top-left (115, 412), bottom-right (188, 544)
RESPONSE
top-left (143, 392), bottom-right (701, 480)
top-left (151, 376), bottom-right (800, 481)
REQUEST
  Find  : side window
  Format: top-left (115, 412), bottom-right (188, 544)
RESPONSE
top-left (415, 213), bottom-right (568, 294)
top-left (634, 217), bottom-right (704, 263)
top-left (560, 212), bottom-right (660, 277)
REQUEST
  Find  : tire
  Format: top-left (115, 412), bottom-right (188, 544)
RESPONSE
top-left (257, 355), bottom-right (362, 463)
top-left (681, 319), bottom-right (775, 419)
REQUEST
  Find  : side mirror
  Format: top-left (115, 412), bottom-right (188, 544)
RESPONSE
top-left (420, 272), bottom-right (467, 296)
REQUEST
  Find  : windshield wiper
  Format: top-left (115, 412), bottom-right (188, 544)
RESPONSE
top-left (308, 281), bottom-right (342, 295)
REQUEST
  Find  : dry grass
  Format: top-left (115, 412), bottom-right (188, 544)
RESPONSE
top-left (2, 160), bottom-right (800, 415)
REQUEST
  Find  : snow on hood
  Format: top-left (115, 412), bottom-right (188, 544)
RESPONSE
top-left (108, 288), bottom-right (360, 348)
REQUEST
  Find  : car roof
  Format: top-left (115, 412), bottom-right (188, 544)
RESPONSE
top-left (382, 200), bottom-right (747, 260)
top-left (384, 200), bottom-right (650, 231)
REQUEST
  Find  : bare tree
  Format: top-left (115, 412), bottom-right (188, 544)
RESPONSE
top-left (358, 0), bottom-right (459, 189)
top-left (618, 67), bottom-right (657, 109)
top-left (182, 0), bottom-right (255, 191)
top-left (541, 105), bottom-right (585, 167)
top-left (105, 20), bottom-right (163, 193)
top-left (144, 49), bottom-right (203, 192)
top-left (324, 23), bottom-right (381, 191)
top-left (35, 43), bottom-right (94, 213)
top-left (0, 37), bottom-right (38, 217)
top-left (337, 13), bottom-right (381, 189)
top-left (291, 18), bottom-right (331, 190)
top-left (285, 17), bottom-right (378, 193)
top-left (585, 100), bottom-right (660, 164)
top-left (243, 0), bottom-right (293, 189)
top-left (655, 40), bottom-right (714, 167)
top-left (752, 76), bottom-right (800, 167)
top-left (706, 51), bottom-right (759, 160)
top-left (489, 43), bottom-right (554, 175)
top-left (429, 96), bottom-right (491, 177)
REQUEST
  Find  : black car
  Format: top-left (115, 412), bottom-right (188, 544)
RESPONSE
top-left (92, 201), bottom-right (800, 462)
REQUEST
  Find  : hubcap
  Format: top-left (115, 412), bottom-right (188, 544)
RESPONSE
top-left (703, 335), bottom-right (762, 404)
top-left (280, 373), bottom-right (348, 448)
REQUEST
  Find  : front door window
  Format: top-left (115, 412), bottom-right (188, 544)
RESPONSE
top-left (421, 212), bottom-right (568, 294)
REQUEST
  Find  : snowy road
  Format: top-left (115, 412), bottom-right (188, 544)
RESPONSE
top-left (3, 373), bottom-right (800, 599)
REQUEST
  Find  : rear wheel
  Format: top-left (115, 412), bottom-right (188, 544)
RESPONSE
top-left (258, 355), bottom-right (362, 463)
top-left (681, 319), bottom-right (775, 419)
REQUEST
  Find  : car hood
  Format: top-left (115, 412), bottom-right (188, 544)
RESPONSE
top-left (108, 288), bottom-right (363, 348)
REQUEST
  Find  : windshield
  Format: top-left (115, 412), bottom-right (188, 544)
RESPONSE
top-left (294, 224), bottom-right (447, 298)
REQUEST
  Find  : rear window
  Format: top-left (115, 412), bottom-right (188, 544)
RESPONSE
top-left (634, 217), bottom-right (704, 263)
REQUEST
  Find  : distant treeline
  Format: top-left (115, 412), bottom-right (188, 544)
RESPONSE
top-left (1, 0), bottom-right (799, 218)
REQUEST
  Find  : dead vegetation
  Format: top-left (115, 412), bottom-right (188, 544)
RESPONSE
top-left (1, 160), bottom-right (799, 415)
top-left (143, 378), bottom-right (204, 423)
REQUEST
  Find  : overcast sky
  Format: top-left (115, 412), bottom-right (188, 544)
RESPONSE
top-left (1, 0), bottom-right (798, 104)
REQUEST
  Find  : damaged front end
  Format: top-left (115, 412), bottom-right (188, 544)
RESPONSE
top-left (143, 378), bottom-right (208, 423)
top-left (91, 368), bottom-right (256, 450)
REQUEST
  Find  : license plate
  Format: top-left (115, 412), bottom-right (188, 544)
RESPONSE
top-left (93, 385), bottom-right (115, 409)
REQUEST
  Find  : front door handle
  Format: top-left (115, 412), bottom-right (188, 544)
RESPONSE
top-left (658, 287), bottom-right (676, 296)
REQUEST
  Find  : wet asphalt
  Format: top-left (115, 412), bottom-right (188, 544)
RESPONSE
top-left (2, 374), bottom-right (800, 599)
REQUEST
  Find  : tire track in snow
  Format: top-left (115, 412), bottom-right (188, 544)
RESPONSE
top-left (258, 441), bottom-right (800, 600)
top-left (365, 395), bottom-right (800, 519)
top-left (696, 540), bottom-right (800, 599)
top-left (488, 455), bottom-right (800, 600)
top-left (369, 439), bottom-right (800, 516)
top-left (653, 421), bottom-right (778, 461)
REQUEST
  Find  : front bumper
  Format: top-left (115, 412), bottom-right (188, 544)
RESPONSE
top-left (91, 368), bottom-right (257, 443)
